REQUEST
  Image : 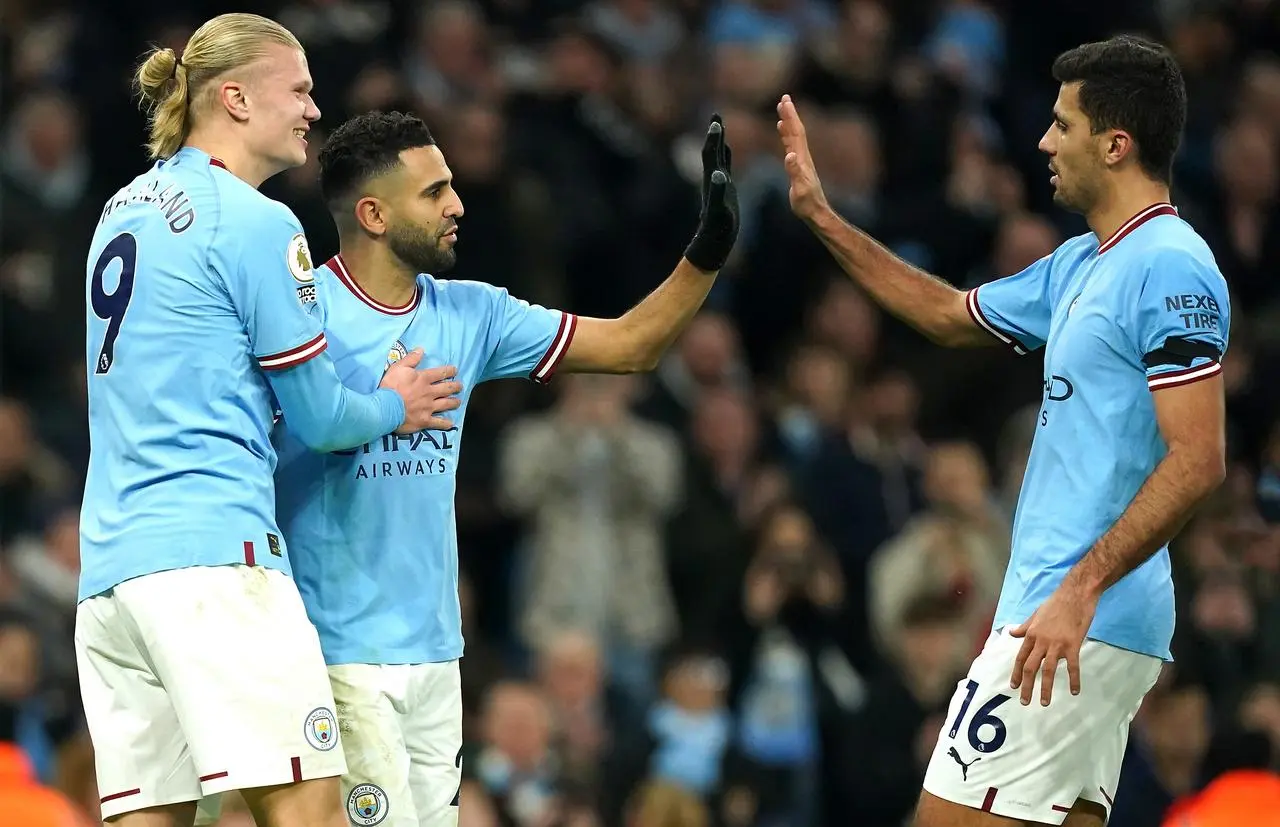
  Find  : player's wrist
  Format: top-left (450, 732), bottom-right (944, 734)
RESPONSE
top-left (684, 211), bottom-right (737, 271)
top-left (802, 200), bottom-right (838, 230)
top-left (1062, 565), bottom-right (1106, 603)
top-left (374, 387), bottom-right (407, 431)
top-left (683, 241), bottom-right (728, 272)
top-left (681, 252), bottom-right (720, 275)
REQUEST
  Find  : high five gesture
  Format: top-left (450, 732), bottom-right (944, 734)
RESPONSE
top-left (776, 94), bottom-right (829, 221)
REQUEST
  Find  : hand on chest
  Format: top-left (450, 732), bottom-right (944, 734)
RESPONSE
top-left (332, 324), bottom-right (470, 402)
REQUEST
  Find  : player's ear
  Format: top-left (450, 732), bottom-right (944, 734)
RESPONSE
top-left (1104, 129), bottom-right (1134, 168)
top-left (218, 82), bottom-right (251, 123)
top-left (354, 196), bottom-right (388, 238)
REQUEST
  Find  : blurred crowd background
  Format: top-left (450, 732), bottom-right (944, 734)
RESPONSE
top-left (4, 0), bottom-right (1280, 824)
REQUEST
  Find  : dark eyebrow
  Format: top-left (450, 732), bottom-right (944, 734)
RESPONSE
top-left (420, 177), bottom-right (450, 196)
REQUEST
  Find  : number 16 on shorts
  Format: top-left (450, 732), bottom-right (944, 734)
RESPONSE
top-left (948, 678), bottom-right (1011, 756)
top-left (922, 674), bottom-right (1019, 813)
top-left (921, 628), bottom-right (1155, 824)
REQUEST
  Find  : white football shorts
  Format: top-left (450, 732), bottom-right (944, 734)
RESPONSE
top-left (922, 627), bottom-right (1162, 825)
top-left (75, 565), bottom-right (346, 819)
top-left (328, 660), bottom-right (464, 827)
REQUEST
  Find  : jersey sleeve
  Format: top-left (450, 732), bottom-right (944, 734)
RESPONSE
top-left (226, 199), bottom-right (328, 372)
top-left (267, 358), bottom-right (405, 453)
top-left (459, 282), bottom-right (578, 384)
top-left (966, 252), bottom-right (1055, 354)
top-left (1134, 249), bottom-right (1230, 391)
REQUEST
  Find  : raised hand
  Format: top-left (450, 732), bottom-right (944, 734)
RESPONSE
top-left (683, 113), bottom-right (741, 273)
top-left (776, 94), bottom-right (829, 221)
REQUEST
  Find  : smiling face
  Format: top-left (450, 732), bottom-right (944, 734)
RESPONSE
top-left (235, 43), bottom-right (321, 175)
top-left (1039, 82), bottom-right (1116, 215)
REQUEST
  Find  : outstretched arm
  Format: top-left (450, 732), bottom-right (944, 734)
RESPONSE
top-left (557, 258), bottom-right (717, 374)
top-left (557, 115), bottom-right (741, 375)
top-left (802, 209), bottom-right (984, 347)
top-left (776, 94), bottom-right (989, 348)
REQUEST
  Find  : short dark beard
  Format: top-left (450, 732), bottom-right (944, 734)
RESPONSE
top-left (1055, 153), bottom-right (1108, 215)
top-left (386, 220), bottom-right (456, 275)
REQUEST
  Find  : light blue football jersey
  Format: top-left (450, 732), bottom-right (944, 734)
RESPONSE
top-left (968, 203), bottom-right (1230, 661)
top-left (274, 254), bottom-right (577, 665)
top-left (79, 147), bottom-right (334, 601)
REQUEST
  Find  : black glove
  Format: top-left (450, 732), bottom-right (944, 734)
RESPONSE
top-left (683, 114), bottom-right (740, 272)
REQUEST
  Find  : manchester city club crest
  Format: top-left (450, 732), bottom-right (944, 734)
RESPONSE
top-left (347, 783), bottom-right (389, 826)
top-left (304, 707), bottom-right (338, 751)
top-left (387, 340), bottom-right (408, 368)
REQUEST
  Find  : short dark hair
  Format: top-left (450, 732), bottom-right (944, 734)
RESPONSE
top-left (317, 110), bottom-right (436, 209)
top-left (1051, 35), bottom-right (1187, 183)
